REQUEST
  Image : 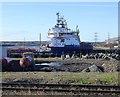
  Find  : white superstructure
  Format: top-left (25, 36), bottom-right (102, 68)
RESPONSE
top-left (48, 12), bottom-right (80, 47)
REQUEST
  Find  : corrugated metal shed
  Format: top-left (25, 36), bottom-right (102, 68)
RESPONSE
top-left (0, 45), bottom-right (7, 58)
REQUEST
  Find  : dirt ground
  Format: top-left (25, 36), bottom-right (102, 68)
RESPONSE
top-left (2, 58), bottom-right (119, 72)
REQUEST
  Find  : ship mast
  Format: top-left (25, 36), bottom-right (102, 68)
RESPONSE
top-left (56, 12), bottom-right (60, 27)
top-left (56, 12), bottom-right (60, 20)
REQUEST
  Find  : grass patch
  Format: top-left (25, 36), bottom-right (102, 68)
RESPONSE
top-left (2, 72), bottom-right (119, 85)
top-left (61, 72), bottom-right (118, 85)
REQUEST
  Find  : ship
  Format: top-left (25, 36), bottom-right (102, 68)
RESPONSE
top-left (47, 12), bottom-right (93, 55)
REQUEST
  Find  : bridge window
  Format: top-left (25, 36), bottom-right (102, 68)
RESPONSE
top-left (61, 39), bottom-right (65, 42)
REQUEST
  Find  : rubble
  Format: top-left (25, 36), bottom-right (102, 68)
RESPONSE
top-left (82, 65), bottom-right (103, 72)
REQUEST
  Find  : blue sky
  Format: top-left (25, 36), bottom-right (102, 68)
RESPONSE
top-left (1, 2), bottom-right (118, 42)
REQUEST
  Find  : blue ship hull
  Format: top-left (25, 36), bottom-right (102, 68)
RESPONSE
top-left (50, 44), bottom-right (93, 54)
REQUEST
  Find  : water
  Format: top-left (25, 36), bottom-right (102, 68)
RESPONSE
top-left (7, 46), bottom-right (40, 50)
top-left (35, 62), bottom-right (62, 66)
